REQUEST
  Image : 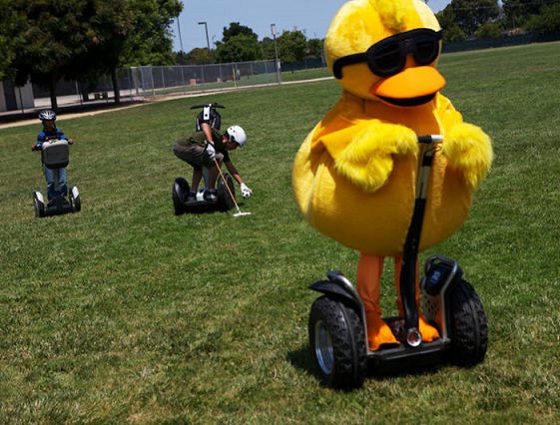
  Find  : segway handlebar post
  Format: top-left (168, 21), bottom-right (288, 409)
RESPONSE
top-left (400, 134), bottom-right (443, 346)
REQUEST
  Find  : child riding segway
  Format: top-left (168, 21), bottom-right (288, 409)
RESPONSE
top-left (32, 109), bottom-right (81, 218)
top-left (172, 103), bottom-right (252, 215)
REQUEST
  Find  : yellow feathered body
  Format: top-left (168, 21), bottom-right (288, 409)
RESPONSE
top-left (292, 0), bottom-right (493, 257)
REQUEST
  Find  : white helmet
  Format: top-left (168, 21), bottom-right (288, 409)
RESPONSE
top-left (39, 109), bottom-right (56, 121)
top-left (226, 125), bottom-right (247, 147)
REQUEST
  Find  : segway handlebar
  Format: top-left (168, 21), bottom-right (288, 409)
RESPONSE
top-left (417, 134), bottom-right (443, 144)
top-left (190, 103), bottom-right (225, 110)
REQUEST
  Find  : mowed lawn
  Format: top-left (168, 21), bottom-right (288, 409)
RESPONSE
top-left (0, 41), bottom-right (559, 423)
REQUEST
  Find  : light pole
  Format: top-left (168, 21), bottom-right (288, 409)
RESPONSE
top-left (176, 15), bottom-right (184, 52)
top-left (270, 24), bottom-right (282, 84)
top-left (198, 21), bottom-right (211, 63)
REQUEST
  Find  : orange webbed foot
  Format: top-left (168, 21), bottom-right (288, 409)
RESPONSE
top-left (419, 316), bottom-right (440, 342)
top-left (366, 313), bottom-right (400, 351)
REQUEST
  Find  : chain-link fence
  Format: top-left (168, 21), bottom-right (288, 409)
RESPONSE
top-left (28, 59), bottom-right (281, 108)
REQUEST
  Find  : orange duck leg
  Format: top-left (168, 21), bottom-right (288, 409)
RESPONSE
top-left (357, 254), bottom-right (440, 351)
top-left (357, 254), bottom-right (400, 351)
top-left (394, 255), bottom-right (440, 343)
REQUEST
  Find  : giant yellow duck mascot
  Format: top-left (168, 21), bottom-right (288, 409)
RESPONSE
top-left (292, 0), bottom-right (493, 351)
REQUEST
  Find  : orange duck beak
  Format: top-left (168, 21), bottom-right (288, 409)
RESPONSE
top-left (372, 66), bottom-right (446, 107)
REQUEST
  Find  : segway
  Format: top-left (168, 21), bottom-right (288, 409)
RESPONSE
top-left (307, 135), bottom-right (488, 389)
top-left (172, 102), bottom-right (238, 215)
top-left (172, 168), bottom-right (236, 215)
top-left (191, 102), bottom-right (224, 131)
top-left (33, 139), bottom-right (81, 218)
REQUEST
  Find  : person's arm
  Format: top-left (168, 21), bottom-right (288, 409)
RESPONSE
top-left (200, 122), bottom-right (216, 159)
top-left (58, 129), bottom-right (74, 144)
top-left (201, 122), bottom-right (213, 143)
top-left (224, 160), bottom-right (242, 185)
top-left (32, 133), bottom-right (43, 151)
top-left (225, 160), bottom-right (252, 198)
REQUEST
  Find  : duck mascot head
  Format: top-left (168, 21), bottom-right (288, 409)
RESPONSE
top-left (292, 0), bottom-right (493, 350)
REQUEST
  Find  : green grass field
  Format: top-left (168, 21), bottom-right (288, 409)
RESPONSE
top-left (1, 41), bottom-right (559, 423)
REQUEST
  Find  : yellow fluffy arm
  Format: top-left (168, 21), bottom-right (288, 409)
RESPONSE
top-left (442, 123), bottom-right (493, 190)
top-left (334, 122), bottom-right (417, 192)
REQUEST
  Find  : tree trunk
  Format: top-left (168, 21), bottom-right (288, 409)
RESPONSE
top-left (111, 67), bottom-right (120, 104)
top-left (49, 73), bottom-right (58, 110)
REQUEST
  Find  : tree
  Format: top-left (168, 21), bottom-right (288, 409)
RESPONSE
top-left (436, 8), bottom-right (468, 42)
top-left (176, 48), bottom-right (211, 65)
top-left (215, 34), bottom-right (262, 63)
top-left (503, 0), bottom-right (549, 27)
top-left (119, 0), bottom-right (182, 66)
top-left (525, 2), bottom-right (560, 34)
top-left (448, 0), bottom-right (500, 36)
top-left (10, 0), bottom-right (181, 108)
top-left (0, 0), bottom-right (24, 81)
top-left (222, 22), bottom-right (259, 43)
top-left (476, 22), bottom-right (502, 38)
top-left (215, 23), bottom-right (262, 63)
top-left (12, 0), bottom-right (102, 109)
top-left (306, 38), bottom-right (324, 59)
top-left (276, 30), bottom-right (307, 63)
top-left (260, 37), bottom-right (276, 60)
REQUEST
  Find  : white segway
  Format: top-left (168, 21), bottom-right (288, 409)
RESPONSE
top-left (33, 139), bottom-right (81, 218)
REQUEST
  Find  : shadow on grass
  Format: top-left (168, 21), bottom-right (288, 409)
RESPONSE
top-left (287, 343), bottom-right (446, 389)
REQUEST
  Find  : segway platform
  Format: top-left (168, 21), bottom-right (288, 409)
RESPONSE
top-left (34, 186), bottom-right (81, 218)
top-left (172, 173), bottom-right (236, 215)
top-left (309, 256), bottom-right (488, 388)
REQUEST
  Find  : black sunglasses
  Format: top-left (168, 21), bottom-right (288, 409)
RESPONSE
top-left (332, 29), bottom-right (442, 79)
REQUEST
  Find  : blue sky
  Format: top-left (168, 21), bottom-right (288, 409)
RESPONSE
top-left (173, 0), bottom-right (452, 52)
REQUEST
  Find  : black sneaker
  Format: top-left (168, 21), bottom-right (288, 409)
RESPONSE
top-left (204, 188), bottom-right (217, 202)
top-left (187, 190), bottom-right (196, 202)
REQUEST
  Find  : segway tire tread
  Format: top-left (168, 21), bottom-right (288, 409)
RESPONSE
top-left (172, 177), bottom-right (189, 216)
top-left (217, 173), bottom-right (235, 212)
top-left (309, 296), bottom-right (367, 389)
top-left (448, 279), bottom-right (488, 366)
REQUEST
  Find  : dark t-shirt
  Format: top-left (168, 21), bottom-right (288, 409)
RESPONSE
top-left (176, 128), bottom-right (231, 161)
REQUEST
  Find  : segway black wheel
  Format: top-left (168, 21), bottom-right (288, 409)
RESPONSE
top-left (217, 173), bottom-right (235, 211)
top-left (33, 191), bottom-right (45, 218)
top-left (173, 177), bottom-right (189, 215)
top-left (308, 296), bottom-right (367, 390)
top-left (447, 279), bottom-right (488, 366)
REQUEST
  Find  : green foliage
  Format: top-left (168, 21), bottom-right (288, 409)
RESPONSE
top-left (13, 0), bottom-right (92, 86)
top-left (215, 34), bottom-right (263, 63)
top-left (0, 0), bottom-right (24, 80)
top-left (446, 0), bottom-right (501, 36)
top-left (503, 0), bottom-right (548, 21)
top-left (119, 0), bottom-right (182, 66)
top-left (177, 48), bottom-right (210, 65)
top-left (6, 0), bottom-right (181, 108)
top-left (306, 38), bottom-right (324, 58)
top-left (525, 3), bottom-right (560, 34)
top-left (1, 42), bottom-right (560, 422)
top-left (476, 22), bottom-right (503, 39)
top-left (277, 30), bottom-right (307, 63)
top-left (184, 22), bottom-right (324, 65)
top-left (260, 37), bottom-right (276, 60)
top-left (221, 22), bottom-right (259, 43)
top-left (215, 23), bottom-right (263, 63)
top-left (436, 8), bottom-right (468, 42)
